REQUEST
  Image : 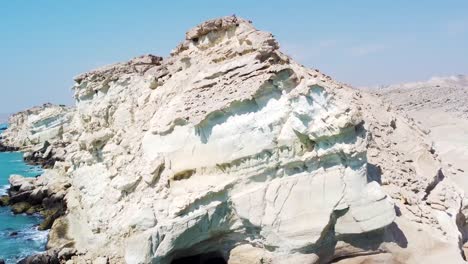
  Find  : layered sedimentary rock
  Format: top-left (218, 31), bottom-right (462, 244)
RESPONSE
top-left (2, 103), bottom-right (74, 149)
top-left (2, 17), bottom-right (467, 264)
top-left (1, 103), bottom-right (75, 167)
top-left (57, 16), bottom-right (398, 263)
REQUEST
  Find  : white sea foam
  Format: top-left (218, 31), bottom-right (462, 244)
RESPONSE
top-left (9, 226), bottom-right (49, 262)
top-left (0, 184), bottom-right (8, 195)
top-left (22, 225), bottom-right (49, 244)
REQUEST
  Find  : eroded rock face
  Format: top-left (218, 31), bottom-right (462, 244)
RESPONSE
top-left (59, 17), bottom-right (395, 263)
top-left (1, 103), bottom-right (74, 150)
top-left (362, 76), bottom-right (468, 263)
top-left (0, 103), bottom-right (75, 168)
top-left (368, 75), bottom-right (468, 188)
top-left (5, 16), bottom-right (467, 264)
top-left (356, 91), bottom-right (466, 264)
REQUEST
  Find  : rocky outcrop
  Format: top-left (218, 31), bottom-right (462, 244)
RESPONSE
top-left (0, 103), bottom-right (75, 168)
top-left (0, 143), bottom-right (18, 152)
top-left (22, 140), bottom-right (68, 169)
top-left (366, 75), bottom-right (468, 263)
top-left (53, 16), bottom-right (399, 264)
top-left (5, 16), bottom-right (467, 264)
top-left (355, 91), bottom-right (466, 263)
top-left (1, 103), bottom-right (74, 149)
top-left (0, 107), bottom-right (74, 264)
top-left (17, 249), bottom-right (61, 264)
top-left (368, 75), bottom-right (468, 191)
top-left (0, 172), bottom-right (72, 263)
top-left (0, 171), bottom-right (69, 231)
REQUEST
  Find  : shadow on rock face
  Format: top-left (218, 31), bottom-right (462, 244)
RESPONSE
top-left (332, 222), bottom-right (408, 263)
top-left (394, 205), bottom-right (402, 217)
top-left (367, 163), bottom-right (382, 184)
top-left (338, 222), bottom-right (408, 250)
top-left (171, 252), bottom-right (226, 264)
top-left (384, 222), bottom-right (409, 248)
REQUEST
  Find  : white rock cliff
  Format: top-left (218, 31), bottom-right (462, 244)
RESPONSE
top-left (1, 17), bottom-right (466, 264)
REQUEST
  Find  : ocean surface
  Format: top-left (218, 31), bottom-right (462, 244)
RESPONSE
top-left (0, 125), bottom-right (47, 263)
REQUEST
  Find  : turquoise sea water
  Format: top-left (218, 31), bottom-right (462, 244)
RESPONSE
top-left (0, 126), bottom-right (47, 263)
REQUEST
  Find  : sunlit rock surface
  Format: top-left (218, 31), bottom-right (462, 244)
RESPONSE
top-left (2, 17), bottom-right (466, 264)
top-left (2, 103), bottom-right (74, 150)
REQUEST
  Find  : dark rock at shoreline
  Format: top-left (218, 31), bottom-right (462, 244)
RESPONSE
top-left (17, 247), bottom-right (77, 264)
top-left (10, 191), bottom-right (36, 204)
top-left (7, 175), bottom-right (67, 235)
top-left (0, 195), bottom-right (9, 206)
top-left (24, 156), bottom-right (62, 170)
top-left (39, 207), bottom-right (64, 231)
top-left (11, 202), bottom-right (32, 214)
top-left (0, 139), bottom-right (64, 168)
top-left (0, 258), bottom-right (5, 264)
top-left (17, 248), bottom-right (76, 264)
top-left (22, 141), bottom-right (64, 169)
top-left (17, 250), bottom-right (60, 264)
top-left (0, 142), bottom-right (19, 152)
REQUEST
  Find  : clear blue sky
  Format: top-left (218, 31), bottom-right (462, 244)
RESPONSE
top-left (1, 0), bottom-right (467, 113)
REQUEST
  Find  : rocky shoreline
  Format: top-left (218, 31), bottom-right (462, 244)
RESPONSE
top-left (0, 143), bottom-right (18, 152)
top-left (22, 141), bottom-right (66, 170)
top-left (0, 157), bottom-right (70, 263)
top-left (1, 123), bottom-right (72, 263)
